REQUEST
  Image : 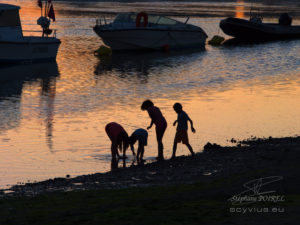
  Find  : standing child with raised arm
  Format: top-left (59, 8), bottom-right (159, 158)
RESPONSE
top-left (172, 103), bottom-right (196, 159)
top-left (141, 100), bottom-right (167, 161)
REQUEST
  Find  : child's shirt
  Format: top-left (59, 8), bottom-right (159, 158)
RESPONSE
top-left (177, 111), bottom-right (190, 131)
top-left (105, 122), bottom-right (125, 140)
top-left (147, 106), bottom-right (166, 126)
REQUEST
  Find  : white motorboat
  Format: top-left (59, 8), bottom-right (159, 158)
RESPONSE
top-left (93, 12), bottom-right (207, 51)
top-left (0, 3), bottom-right (60, 63)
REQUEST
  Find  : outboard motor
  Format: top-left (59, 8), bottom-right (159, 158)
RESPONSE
top-left (37, 16), bottom-right (52, 36)
top-left (279, 13), bottom-right (292, 26)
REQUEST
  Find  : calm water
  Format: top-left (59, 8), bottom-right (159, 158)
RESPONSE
top-left (1, 0), bottom-right (300, 188)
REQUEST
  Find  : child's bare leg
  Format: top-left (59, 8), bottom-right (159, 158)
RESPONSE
top-left (131, 147), bottom-right (136, 157)
top-left (140, 146), bottom-right (145, 161)
top-left (137, 145), bottom-right (145, 161)
top-left (122, 143), bottom-right (127, 159)
top-left (111, 142), bottom-right (118, 159)
top-left (122, 158), bottom-right (126, 168)
top-left (137, 147), bottom-right (141, 161)
top-left (156, 130), bottom-right (164, 160)
top-left (157, 140), bottom-right (164, 159)
top-left (186, 143), bottom-right (195, 156)
top-left (111, 157), bottom-right (118, 170)
top-left (172, 141), bottom-right (177, 158)
top-left (116, 145), bottom-right (120, 158)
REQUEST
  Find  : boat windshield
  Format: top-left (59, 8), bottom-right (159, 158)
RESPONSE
top-left (0, 9), bottom-right (21, 27)
top-left (114, 13), bottom-right (181, 26)
top-left (114, 13), bottom-right (136, 23)
top-left (155, 16), bottom-right (178, 25)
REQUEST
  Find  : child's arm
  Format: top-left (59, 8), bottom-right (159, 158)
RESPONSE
top-left (147, 120), bottom-right (154, 130)
top-left (173, 120), bottom-right (178, 126)
top-left (188, 116), bottom-right (196, 133)
top-left (130, 144), bottom-right (136, 156)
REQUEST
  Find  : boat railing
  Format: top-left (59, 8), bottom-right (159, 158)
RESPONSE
top-left (96, 17), bottom-right (114, 26)
top-left (22, 29), bottom-right (58, 38)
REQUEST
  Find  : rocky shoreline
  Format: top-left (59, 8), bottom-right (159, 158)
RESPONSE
top-left (1, 136), bottom-right (300, 198)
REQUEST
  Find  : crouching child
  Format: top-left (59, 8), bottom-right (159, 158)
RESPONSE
top-left (129, 128), bottom-right (148, 162)
top-left (105, 122), bottom-right (134, 160)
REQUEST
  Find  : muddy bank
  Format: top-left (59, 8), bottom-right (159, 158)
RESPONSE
top-left (1, 136), bottom-right (300, 198)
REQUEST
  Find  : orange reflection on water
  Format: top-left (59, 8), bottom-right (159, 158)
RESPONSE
top-left (235, 0), bottom-right (245, 18)
top-left (2, 60), bottom-right (300, 189)
top-left (18, 1), bottom-right (60, 18)
top-left (13, 0), bottom-right (61, 35)
top-left (18, 2), bottom-right (42, 19)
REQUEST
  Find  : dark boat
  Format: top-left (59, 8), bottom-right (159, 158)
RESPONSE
top-left (220, 13), bottom-right (300, 41)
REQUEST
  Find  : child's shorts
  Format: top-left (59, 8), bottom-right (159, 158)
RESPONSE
top-left (174, 130), bottom-right (189, 144)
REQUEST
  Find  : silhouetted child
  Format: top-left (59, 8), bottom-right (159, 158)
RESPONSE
top-left (141, 100), bottom-right (167, 160)
top-left (172, 103), bottom-right (196, 159)
top-left (129, 128), bottom-right (148, 162)
top-left (105, 122), bottom-right (134, 160)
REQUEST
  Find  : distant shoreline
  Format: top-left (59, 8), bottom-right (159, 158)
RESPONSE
top-left (54, 0), bottom-right (237, 2)
top-left (53, 0), bottom-right (299, 3)
top-left (53, 1), bottom-right (300, 19)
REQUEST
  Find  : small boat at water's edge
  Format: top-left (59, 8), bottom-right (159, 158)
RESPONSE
top-left (220, 14), bottom-right (300, 41)
top-left (0, 3), bottom-right (60, 63)
top-left (93, 12), bottom-right (208, 51)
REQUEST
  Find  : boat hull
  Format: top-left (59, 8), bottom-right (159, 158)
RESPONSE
top-left (93, 27), bottom-right (207, 51)
top-left (220, 17), bottom-right (300, 40)
top-left (0, 37), bottom-right (60, 63)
